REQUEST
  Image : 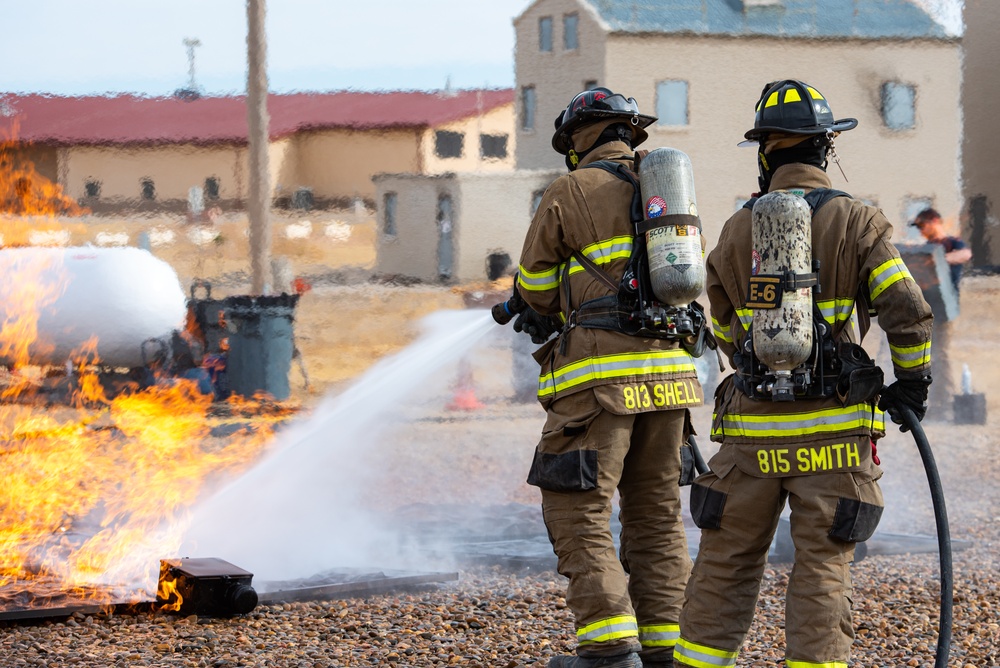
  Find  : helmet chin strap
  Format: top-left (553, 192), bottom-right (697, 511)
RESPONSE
top-left (566, 124), bottom-right (633, 171)
top-left (757, 137), bottom-right (838, 193)
top-left (566, 149), bottom-right (580, 171)
top-left (757, 151), bottom-right (772, 193)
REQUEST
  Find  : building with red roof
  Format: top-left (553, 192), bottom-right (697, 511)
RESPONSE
top-left (0, 88), bottom-right (514, 212)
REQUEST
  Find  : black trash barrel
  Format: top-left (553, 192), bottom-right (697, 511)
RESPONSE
top-left (223, 294), bottom-right (300, 400)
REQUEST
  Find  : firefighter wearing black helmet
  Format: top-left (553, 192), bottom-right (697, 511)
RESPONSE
top-left (674, 80), bottom-right (933, 667)
top-left (512, 87), bottom-right (703, 668)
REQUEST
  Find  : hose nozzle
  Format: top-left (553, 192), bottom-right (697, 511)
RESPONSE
top-left (491, 300), bottom-right (519, 325)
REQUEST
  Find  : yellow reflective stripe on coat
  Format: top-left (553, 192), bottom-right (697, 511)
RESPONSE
top-left (815, 298), bottom-right (855, 324)
top-left (538, 350), bottom-right (696, 398)
top-left (712, 404), bottom-right (885, 439)
top-left (889, 340), bottom-right (931, 369)
top-left (735, 307), bottom-right (753, 330)
top-left (638, 623), bottom-right (679, 648)
top-left (674, 638), bottom-right (738, 667)
top-left (868, 257), bottom-right (912, 301)
top-left (711, 316), bottom-right (733, 343)
top-left (785, 660), bottom-right (847, 668)
top-left (577, 614), bottom-right (639, 645)
top-left (518, 263), bottom-right (560, 292)
top-left (566, 235), bottom-right (634, 277)
top-left (738, 300), bottom-right (852, 332)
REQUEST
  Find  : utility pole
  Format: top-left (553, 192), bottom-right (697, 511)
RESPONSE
top-left (246, 0), bottom-right (271, 295)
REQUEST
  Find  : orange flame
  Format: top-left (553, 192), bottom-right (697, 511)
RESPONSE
top-left (0, 156), bottom-right (287, 608)
top-left (0, 122), bottom-right (87, 219)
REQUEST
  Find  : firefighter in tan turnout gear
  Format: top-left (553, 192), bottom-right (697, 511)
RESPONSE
top-left (674, 80), bottom-right (933, 668)
top-left (512, 88), bottom-right (704, 668)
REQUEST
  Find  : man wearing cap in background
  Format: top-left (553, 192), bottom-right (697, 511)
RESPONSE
top-left (911, 207), bottom-right (972, 410)
top-left (511, 87), bottom-right (702, 668)
top-left (674, 80), bottom-right (932, 668)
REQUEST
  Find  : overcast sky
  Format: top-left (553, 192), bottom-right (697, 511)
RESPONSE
top-left (0, 0), bottom-right (961, 97)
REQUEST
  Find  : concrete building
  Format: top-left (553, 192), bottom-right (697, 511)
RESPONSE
top-left (960, 0), bottom-right (1000, 269)
top-left (513, 0), bottom-right (960, 245)
top-left (374, 169), bottom-right (560, 283)
top-left (0, 90), bottom-right (514, 214)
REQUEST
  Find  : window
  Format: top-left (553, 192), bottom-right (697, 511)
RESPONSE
top-left (486, 252), bottom-right (512, 281)
top-left (903, 196), bottom-right (932, 242)
top-left (480, 134), bottom-right (508, 159)
top-left (435, 130), bottom-right (464, 158)
top-left (140, 178), bottom-right (156, 200)
top-left (84, 180), bottom-right (101, 198)
top-left (564, 13), bottom-right (579, 50)
top-left (656, 80), bottom-right (689, 126)
top-left (539, 16), bottom-right (553, 52)
top-left (584, 79), bottom-right (598, 90)
top-left (522, 86), bottom-right (536, 130)
top-left (204, 176), bottom-right (220, 200)
top-left (383, 192), bottom-right (397, 236)
top-left (882, 82), bottom-right (915, 130)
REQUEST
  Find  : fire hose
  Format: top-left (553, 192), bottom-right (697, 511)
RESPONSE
top-left (897, 403), bottom-right (953, 668)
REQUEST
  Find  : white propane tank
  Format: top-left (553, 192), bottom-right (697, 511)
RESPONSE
top-left (0, 246), bottom-right (186, 369)
top-left (638, 147), bottom-right (704, 306)
top-left (750, 191), bottom-right (814, 371)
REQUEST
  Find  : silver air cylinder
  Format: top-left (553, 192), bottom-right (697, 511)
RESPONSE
top-left (638, 147), bottom-right (704, 306)
top-left (750, 191), bottom-right (813, 372)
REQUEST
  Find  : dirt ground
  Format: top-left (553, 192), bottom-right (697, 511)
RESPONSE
top-left (127, 207), bottom-right (1000, 515)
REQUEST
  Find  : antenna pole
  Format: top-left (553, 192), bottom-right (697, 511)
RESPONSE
top-left (183, 37), bottom-right (201, 91)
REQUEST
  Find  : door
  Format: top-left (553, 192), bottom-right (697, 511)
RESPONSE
top-left (437, 194), bottom-right (454, 281)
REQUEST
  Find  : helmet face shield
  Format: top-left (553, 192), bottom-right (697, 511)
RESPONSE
top-left (592, 93), bottom-right (641, 115)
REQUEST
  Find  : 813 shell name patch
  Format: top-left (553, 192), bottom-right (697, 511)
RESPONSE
top-left (622, 379), bottom-right (701, 410)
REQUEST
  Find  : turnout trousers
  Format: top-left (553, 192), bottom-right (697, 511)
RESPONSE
top-left (533, 390), bottom-right (691, 661)
top-left (675, 453), bottom-right (883, 668)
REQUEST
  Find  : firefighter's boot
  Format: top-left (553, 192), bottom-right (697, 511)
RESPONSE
top-left (547, 652), bottom-right (642, 668)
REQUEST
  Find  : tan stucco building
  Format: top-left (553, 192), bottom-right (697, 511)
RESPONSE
top-left (1, 90), bottom-right (514, 214)
top-left (960, 0), bottom-right (1000, 268)
top-left (513, 0), bottom-right (961, 246)
top-left (374, 169), bottom-right (560, 283)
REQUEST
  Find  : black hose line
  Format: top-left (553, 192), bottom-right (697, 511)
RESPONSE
top-left (897, 405), bottom-right (953, 667)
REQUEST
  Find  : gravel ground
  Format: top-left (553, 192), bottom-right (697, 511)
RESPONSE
top-left (2, 275), bottom-right (998, 667)
top-left (0, 415), bottom-right (997, 668)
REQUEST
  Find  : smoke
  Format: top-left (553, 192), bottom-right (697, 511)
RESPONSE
top-left (180, 309), bottom-right (510, 582)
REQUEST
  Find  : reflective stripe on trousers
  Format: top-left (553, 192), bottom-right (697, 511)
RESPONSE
top-left (578, 614), bottom-right (639, 645)
top-left (639, 623), bottom-right (679, 648)
top-left (673, 638), bottom-right (738, 667)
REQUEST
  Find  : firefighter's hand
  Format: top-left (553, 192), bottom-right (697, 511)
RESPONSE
top-left (508, 277), bottom-right (527, 313)
top-left (513, 308), bottom-right (561, 344)
top-left (877, 374), bottom-right (932, 431)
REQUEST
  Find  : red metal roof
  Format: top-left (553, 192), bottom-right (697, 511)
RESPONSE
top-left (0, 89), bottom-right (514, 146)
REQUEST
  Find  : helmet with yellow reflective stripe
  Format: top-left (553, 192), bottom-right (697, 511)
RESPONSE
top-left (742, 80), bottom-right (857, 144)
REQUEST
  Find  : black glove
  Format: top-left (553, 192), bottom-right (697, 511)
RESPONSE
top-left (513, 307), bottom-right (561, 344)
top-left (877, 374), bottom-right (932, 432)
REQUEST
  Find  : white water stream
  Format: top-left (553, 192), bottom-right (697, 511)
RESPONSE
top-left (181, 309), bottom-right (499, 582)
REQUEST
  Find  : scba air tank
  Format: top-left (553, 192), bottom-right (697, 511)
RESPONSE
top-left (638, 147), bottom-right (704, 306)
top-left (750, 191), bottom-right (813, 371)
